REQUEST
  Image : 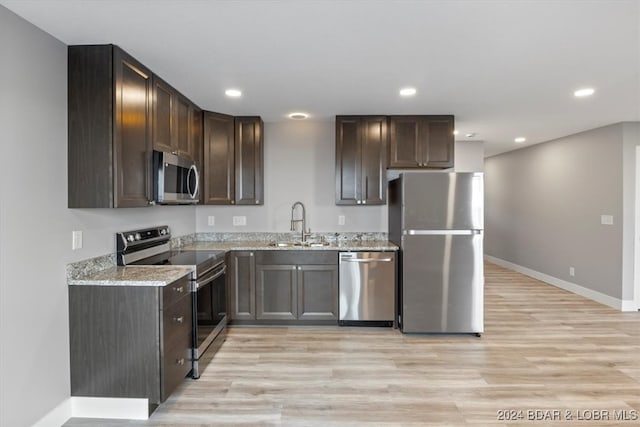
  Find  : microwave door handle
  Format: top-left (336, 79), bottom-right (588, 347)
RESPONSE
top-left (188, 164), bottom-right (199, 199)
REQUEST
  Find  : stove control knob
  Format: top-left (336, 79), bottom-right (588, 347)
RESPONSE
top-left (127, 234), bottom-right (135, 242)
top-left (134, 233), bottom-right (141, 241)
top-left (160, 228), bottom-right (167, 235)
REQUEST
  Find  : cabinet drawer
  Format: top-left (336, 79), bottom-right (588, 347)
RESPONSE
top-left (162, 275), bottom-right (191, 307)
top-left (161, 332), bottom-right (192, 401)
top-left (255, 250), bottom-right (338, 266)
top-left (162, 293), bottom-right (192, 351)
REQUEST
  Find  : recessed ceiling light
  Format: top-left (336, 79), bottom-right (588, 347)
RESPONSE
top-left (465, 133), bottom-right (476, 138)
top-left (453, 130), bottom-right (459, 136)
top-left (574, 87), bottom-right (595, 97)
top-left (225, 88), bottom-right (242, 97)
top-left (288, 112), bottom-right (309, 120)
top-left (399, 87), bottom-right (417, 97)
top-left (514, 137), bottom-right (526, 143)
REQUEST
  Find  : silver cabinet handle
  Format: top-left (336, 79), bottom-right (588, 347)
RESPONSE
top-left (176, 358), bottom-right (185, 366)
top-left (171, 151), bottom-right (178, 155)
top-left (174, 286), bottom-right (184, 293)
top-left (148, 200), bottom-right (156, 206)
top-left (173, 316), bottom-right (184, 324)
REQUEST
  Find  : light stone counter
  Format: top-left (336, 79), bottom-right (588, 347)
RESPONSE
top-left (180, 240), bottom-right (398, 252)
top-left (68, 265), bottom-right (194, 287)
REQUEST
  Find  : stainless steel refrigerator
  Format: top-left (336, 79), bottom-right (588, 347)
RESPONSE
top-left (388, 172), bottom-right (484, 334)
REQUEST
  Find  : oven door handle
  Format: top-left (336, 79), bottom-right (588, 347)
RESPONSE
top-left (196, 264), bottom-right (226, 289)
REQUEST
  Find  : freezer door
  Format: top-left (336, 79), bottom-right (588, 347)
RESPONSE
top-left (402, 172), bottom-right (483, 231)
top-left (401, 233), bottom-right (483, 333)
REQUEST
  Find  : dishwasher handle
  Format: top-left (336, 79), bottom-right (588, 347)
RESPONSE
top-left (340, 257), bottom-right (393, 263)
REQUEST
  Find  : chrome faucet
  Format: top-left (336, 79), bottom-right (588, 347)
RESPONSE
top-left (290, 201), bottom-right (312, 242)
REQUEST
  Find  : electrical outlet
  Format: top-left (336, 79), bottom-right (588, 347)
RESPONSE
top-left (569, 266), bottom-right (575, 277)
top-left (207, 215), bottom-right (215, 226)
top-left (72, 230), bottom-right (83, 250)
top-left (338, 215), bottom-right (345, 226)
top-left (232, 216), bottom-right (247, 226)
top-left (601, 215), bottom-right (613, 225)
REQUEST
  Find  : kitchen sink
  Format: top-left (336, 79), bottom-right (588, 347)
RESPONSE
top-left (268, 241), bottom-right (331, 248)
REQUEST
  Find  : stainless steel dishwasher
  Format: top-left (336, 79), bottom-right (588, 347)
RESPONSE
top-left (339, 252), bottom-right (396, 327)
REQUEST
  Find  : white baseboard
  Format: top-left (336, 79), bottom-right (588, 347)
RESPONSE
top-left (32, 397), bottom-right (149, 426)
top-left (485, 255), bottom-right (636, 312)
top-left (32, 398), bottom-right (71, 427)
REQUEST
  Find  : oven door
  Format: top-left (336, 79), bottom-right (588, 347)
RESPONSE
top-left (154, 150), bottom-right (199, 204)
top-left (192, 261), bottom-right (227, 378)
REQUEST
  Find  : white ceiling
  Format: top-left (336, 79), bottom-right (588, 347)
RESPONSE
top-left (3, 0), bottom-right (639, 156)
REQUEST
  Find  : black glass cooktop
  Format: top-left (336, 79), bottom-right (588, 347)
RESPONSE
top-left (132, 250), bottom-right (225, 268)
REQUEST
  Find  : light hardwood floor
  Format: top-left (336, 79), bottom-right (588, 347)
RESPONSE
top-left (66, 262), bottom-right (640, 426)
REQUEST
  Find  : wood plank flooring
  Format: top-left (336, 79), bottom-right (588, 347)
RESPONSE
top-left (66, 262), bottom-right (640, 426)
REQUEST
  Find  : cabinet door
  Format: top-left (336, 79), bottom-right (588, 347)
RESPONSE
top-left (203, 112), bottom-right (235, 204)
top-left (297, 265), bottom-right (339, 321)
top-left (423, 115), bottom-right (454, 168)
top-left (113, 48), bottom-right (153, 207)
top-left (228, 251), bottom-right (256, 320)
top-left (176, 94), bottom-right (192, 159)
top-left (360, 116), bottom-right (387, 205)
top-left (256, 265), bottom-right (298, 320)
top-left (152, 76), bottom-right (175, 154)
top-left (389, 116), bottom-right (422, 168)
top-left (235, 117), bottom-right (264, 205)
top-left (335, 116), bottom-right (361, 205)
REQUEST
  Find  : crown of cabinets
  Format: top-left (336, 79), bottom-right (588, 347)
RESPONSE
top-left (335, 115), bottom-right (454, 205)
top-left (202, 112), bottom-right (264, 205)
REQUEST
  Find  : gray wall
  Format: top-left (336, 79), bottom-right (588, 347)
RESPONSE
top-left (0, 7), bottom-right (195, 426)
top-left (194, 123), bottom-right (486, 233)
top-left (485, 123), bottom-right (628, 299)
top-left (196, 120), bottom-right (388, 233)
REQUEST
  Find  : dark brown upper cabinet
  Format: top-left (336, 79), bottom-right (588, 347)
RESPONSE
top-left (202, 114), bottom-right (264, 205)
top-left (152, 76), bottom-right (198, 160)
top-left (68, 45), bottom-right (153, 208)
top-left (203, 111), bottom-right (235, 204)
top-left (235, 117), bottom-right (264, 205)
top-left (388, 115), bottom-right (454, 169)
top-left (335, 116), bottom-right (387, 205)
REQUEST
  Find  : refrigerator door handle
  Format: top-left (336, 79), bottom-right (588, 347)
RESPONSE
top-left (404, 229), bottom-right (483, 235)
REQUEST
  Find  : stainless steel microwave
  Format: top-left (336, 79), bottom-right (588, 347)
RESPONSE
top-left (153, 150), bottom-right (199, 204)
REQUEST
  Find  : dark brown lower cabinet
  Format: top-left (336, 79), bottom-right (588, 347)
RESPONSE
top-left (244, 251), bottom-right (339, 325)
top-left (69, 276), bottom-right (192, 413)
top-left (256, 265), bottom-right (298, 320)
top-left (228, 251), bottom-right (256, 320)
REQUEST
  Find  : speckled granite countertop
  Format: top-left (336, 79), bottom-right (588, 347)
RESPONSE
top-left (67, 237), bottom-right (397, 287)
top-left (179, 240), bottom-right (398, 252)
top-left (68, 265), bottom-right (194, 287)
